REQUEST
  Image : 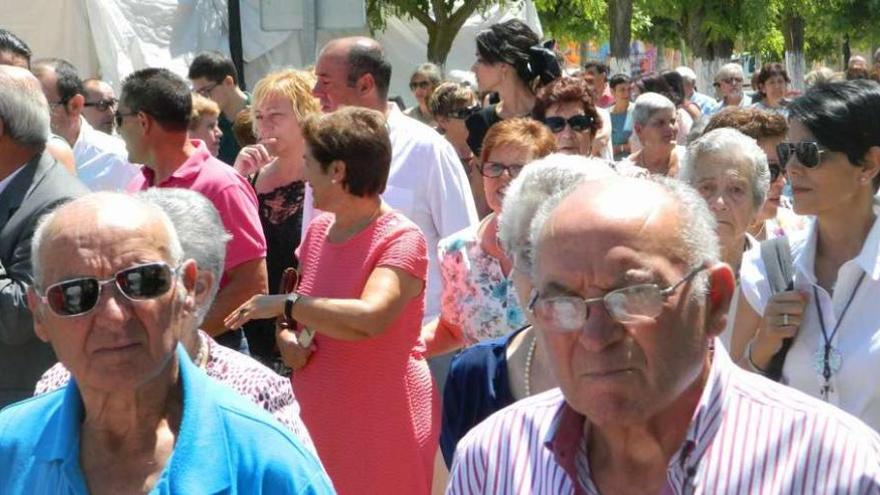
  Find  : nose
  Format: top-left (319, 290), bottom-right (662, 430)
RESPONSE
top-left (709, 192), bottom-right (728, 211)
top-left (92, 283), bottom-right (133, 327)
top-left (577, 304), bottom-right (627, 352)
top-left (311, 81), bottom-right (321, 97)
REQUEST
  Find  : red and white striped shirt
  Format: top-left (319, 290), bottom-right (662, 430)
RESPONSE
top-left (447, 341), bottom-right (880, 494)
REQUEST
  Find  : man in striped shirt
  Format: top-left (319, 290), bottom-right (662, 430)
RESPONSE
top-left (448, 175), bottom-right (880, 494)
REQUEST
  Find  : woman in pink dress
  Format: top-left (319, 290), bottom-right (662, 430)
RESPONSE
top-left (226, 107), bottom-right (438, 494)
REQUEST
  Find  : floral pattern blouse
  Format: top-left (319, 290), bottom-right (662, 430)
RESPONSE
top-left (438, 224), bottom-right (526, 345)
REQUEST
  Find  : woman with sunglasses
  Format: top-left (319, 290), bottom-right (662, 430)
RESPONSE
top-left (732, 80), bottom-right (880, 431)
top-left (531, 76), bottom-right (601, 157)
top-left (404, 63), bottom-right (441, 127)
top-left (466, 19), bottom-right (560, 155)
top-left (422, 118), bottom-right (556, 359)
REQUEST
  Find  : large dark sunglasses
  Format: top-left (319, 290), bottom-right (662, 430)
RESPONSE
top-left (478, 161), bottom-right (524, 179)
top-left (38, 262), bottom-right (179, 317)
top-left (776, 141), bottom-right (828, 168)
top-left (84, 97), bottom-right (118, 112)
top-left (544, 115), bottom-right (593, 133)
top-left (448, 104), bottom-right (481, 120)
top-left (409, 80), bottom-right (431, 90)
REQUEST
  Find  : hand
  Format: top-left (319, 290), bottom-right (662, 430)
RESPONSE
top-left (233, 139), bottom-right (276, 177)
top-left (754, 290), bottom-right (808, 354)
top-left (276, 326), bottom-right (315, 371)
top-left (224, 294), bottom-right (286, 329)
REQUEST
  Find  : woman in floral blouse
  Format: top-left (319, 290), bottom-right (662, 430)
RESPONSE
top-left (422, 118), bottom-right (556, 356)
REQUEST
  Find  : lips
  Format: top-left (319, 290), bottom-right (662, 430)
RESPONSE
top-left (93, 342), bottom-right (141, 354)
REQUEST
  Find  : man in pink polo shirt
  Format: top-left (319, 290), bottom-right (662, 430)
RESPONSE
top-left (121, 68), bottom-right (267, 353)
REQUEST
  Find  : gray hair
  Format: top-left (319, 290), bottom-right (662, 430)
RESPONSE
top-left (499, 153), bottom-right (618, 275)
top-left (0, 65), bottom-right (50, 148)
top-left (804, 67), bottom-right (842, 88)
top-left (632, 92), bottom-right (675, 127)
top-left (32, 192), bottom-right (184, 291)
top-left (529, 175), bottom-right (720, 294)
top-left (675, 66), bottom-right (697, 85)
top-left (679, 127), bottom-right (770, 211)
top-left (411, 62), bottom-right (442, 85)
top-left (714, 63), bottom-right (744, 83)
top-left (138, 188), bottom-right (231, 323)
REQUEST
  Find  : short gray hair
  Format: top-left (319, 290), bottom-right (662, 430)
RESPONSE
top-left (529, 175), bottom-right (720, 294)
top-left (679, 127), bottom-right (770, 211)
top-left (0, 65), bottom-right (50, 148)
top-left (138, 188), bottom-right (231, 323)
top-left (675, 66), bottom-right (697, 85)
top-left (411, 62), bottom-right (442, 85)
top-left (715, 63), bottom-right (744, 83)
top-left (499, 153), bottom-right (618, 275)
top-left (32, 192), bottom-right (184, 291)
top-left (632, 92), bottom-right (675, 127)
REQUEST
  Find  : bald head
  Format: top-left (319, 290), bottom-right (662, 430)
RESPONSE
top-left (314, 36), bottom-right (391, 110)
top-left (0, 65), bottom-right (50, 150)
top-left (848, 55), bottom-right (868, 71)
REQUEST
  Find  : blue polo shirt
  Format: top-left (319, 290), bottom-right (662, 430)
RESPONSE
top-left (0, 345), bottom-right (335, 494)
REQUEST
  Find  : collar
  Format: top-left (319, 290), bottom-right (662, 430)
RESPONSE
top-left (544, 340), bottom-right (730, 492)
top-left (0, 164), bottom-right (26, 196)
top-left (140, 140), bottom-right (211, 186)
top-left (72, 116), bottom-right (92, 149)
top-left (33, 345), bottom-right (232, 491)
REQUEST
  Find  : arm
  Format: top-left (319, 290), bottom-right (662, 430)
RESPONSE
top-left (202, 258), bottom-right (268, 336)
top-left (226, 265), bottom-right (424, 342)
top-left (421, 317), bottom-right (465, 358)
top-left (729, 287), bottom-right (761, 364)
top-left (591, 108), bottom-right (612, 158)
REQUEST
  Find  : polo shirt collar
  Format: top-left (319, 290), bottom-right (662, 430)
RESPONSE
top-left (32, 345), bottom-right (232, 492)
top-left (142, 140), bottom-right (211, 187)
top-left (543, 339), bottom-right (730, 493)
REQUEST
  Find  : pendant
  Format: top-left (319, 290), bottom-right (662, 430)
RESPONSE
top-left (812, 346), bottom-right (843, 376)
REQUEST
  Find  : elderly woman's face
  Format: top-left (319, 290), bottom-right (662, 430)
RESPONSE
top-left (637, 108), bottom-right (677, 148)
top-left (190, 115), bottom-right (223, 157)
top-left (545, 101), bottom-right (593, 156)
top-left (761, 75), bottom-right (787, 102)
top-left (254, 93), bottom-right (304, 157)
top-left (482, 144), bottom-right (533, 213)
top-left (692, 152), bottom-right (758, 247)
top-left (30, 215), bottom-right (196, 394)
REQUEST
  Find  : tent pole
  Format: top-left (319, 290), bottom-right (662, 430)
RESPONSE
top-left (228, 0), bottom-right (246, 90)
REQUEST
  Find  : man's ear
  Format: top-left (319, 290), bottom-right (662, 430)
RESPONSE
top-left (357, 73), bottom-right (376, 97)
top-left (26, 287), bottom-right (50, 343)
top-left (67, 93), bottom-right (85, 117)
top-left (222, 75), bottom-right (236, 89)
top-left (704, 263), bottom-right (736, 338)
top-left (860, 146), bottom-right (880, 185)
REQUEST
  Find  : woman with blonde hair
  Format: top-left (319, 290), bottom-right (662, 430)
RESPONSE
top-left (189, 93), bottom-right (224, 157)
top-left (231, 69), bottom-right (321, 364)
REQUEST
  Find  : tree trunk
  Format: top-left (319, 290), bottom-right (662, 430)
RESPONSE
top-left (426, 24), bottom-right (458, 67)
top-left (843, 34), bottom-right (851, 69)
top-left (685, 8), bottom-right (732, 95)
top-left (782, 13), bottom-right (806, 92)
top-left (607, 0), bottom-right (633, 75)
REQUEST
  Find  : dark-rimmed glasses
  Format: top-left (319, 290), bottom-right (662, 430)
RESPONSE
top-left (84, 98), bottom-right (118, 111)
top-left (544, 115), bottom-right (594, 133)
top-left (37, 262), bottom-right (179, 317)
top-left (194, 82), bottom-right (220, 97)
top-left (776, 141), bottom-right (828, 168)
top-left (478, 162), bottom-right (524, 179)
top-left (529, 267), bottom-right (706, 331)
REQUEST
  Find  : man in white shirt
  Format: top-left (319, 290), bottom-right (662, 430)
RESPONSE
top-left (32, 58), bottom-right (136, 191)
top-left (307, 37), bottom-right (479, 323)
top-left (81, 78), bottom-right (117, 135)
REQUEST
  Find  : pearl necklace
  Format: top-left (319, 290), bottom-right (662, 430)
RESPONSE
top-left (194, 332), bottom-right (209, 369)
top-left (524, 333), bottom-right (537, 397)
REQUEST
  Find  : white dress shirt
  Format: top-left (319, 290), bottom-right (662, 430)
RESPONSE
top-left (302, 105), bottom-right (479, 322)
top-left (72, 117), bottom-right (137, 192)
top-left (741, 200), bottom-right (880, 431)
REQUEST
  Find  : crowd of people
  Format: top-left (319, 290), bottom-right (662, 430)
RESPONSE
top-left (0, 20), bottom-right (879, 494)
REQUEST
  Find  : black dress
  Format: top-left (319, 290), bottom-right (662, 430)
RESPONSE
top-left (465, 104), bottom-right (501, 155)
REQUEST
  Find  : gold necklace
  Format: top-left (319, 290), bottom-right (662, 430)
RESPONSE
top-left (524, 333), bottom-right (537, 397)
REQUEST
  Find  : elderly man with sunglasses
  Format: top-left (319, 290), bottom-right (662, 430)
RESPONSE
top-left (0, 192), bottom-right (333, 494)
top-left (447, 175), bottom-right (880, 494)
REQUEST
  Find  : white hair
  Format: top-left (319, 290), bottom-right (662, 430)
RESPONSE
top-left (679, 127), bottom-right (770, 210)
top-left (0, 66), bottom-right (50, 148)
top-left (675, 66), bottom-right (697, 85)
top-left (31, 192), bottom-right (184, 291)
top-left (138, 188), bottom-right (231, 323)
top-left (499, 153), bottom-right (618, 275)
top-left (632, 92), bottom-right (675, 127)
top-left (715, 63), bottom-right (744, 83)
top-left (529, 175), bottom-right (720, 294)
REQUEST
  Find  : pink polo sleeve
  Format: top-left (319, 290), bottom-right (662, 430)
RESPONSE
top-left (212, 181), bottom-right (267, 271)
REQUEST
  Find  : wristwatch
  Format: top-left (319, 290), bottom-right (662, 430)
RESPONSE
top-left (284, 292), bottom-right (302, 321)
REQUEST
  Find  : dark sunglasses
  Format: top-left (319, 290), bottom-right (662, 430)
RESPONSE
top-left (776, 141), bottom-right (828, 168)
top-left (409, 80), bottom-right (431, 90)
top-left (448, 104), bottom-right (481, 120)
top-left (37, 262), bottom-right (178, 317)
top-left (84, 98), bottom-right (118, 111)
top-left (543, 114), bottom-right (594, 133)
top-left (478, 162), bottom-right (524, 179)
top-left (769, 163), bottom-right (782, 182)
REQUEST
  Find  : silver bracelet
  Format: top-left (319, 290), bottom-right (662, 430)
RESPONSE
top-left (746, 339), bottom-right (770, 375)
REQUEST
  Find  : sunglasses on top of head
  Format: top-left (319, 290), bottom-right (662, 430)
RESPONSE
top-left (776, 141), bottom-right (829, 168)
top-left (37, 262), bottom-right (179, 317)
top-left (448, 104), bottom-right (481, 120)
top-left (543, 114), bottom-right (594, 133)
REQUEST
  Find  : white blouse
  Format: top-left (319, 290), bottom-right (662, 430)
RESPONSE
top-left (740, 202), bottom-right (880, 431)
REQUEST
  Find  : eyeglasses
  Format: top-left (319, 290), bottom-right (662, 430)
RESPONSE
top-left (84, 97), bottom-right (118, 111)
top-left (194, 82), bottom-right (220, 97)
top-left (409, 80), bottom-right (432, 91)
top-left (529, 267), bottom-right (705, 331)
top-left (114, 109), bottom-right (138, 127)
top-left (719, 77), bottom-right (744, 85)
top-left (47, 99), bottom-right (69, 109)
top-left (776, 141), bottom-right (828, 168)
top-left (478, 161), bottom-right (524, 179)
top-left (543, 115), bottom-right (594, 133)
top-left (448, 104), bottom-right (481, 120)
top-left (37, 262), bottom-right (179, 317)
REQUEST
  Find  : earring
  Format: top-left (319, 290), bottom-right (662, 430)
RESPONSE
top-left (331, 179), bottom-right (337, 184)
top-left (861, 177), bottom-right (869, 184)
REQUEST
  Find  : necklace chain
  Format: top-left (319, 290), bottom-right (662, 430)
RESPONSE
top-left (524, 333), bottom-right (537, 397)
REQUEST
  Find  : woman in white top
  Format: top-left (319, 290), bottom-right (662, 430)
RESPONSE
top-left (678, 128), bottom-right (770, 348)
top-left (731, 80), bottom-right (880, 431)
